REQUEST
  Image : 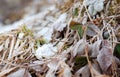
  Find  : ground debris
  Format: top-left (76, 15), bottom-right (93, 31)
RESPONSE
top-left (0, 0), bottom-right (120, 77)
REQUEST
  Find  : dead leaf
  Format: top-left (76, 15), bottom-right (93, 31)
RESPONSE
top-left (69, 20), bottom-right (84, 38)
top-left (71, 39), bottom-right (86, 57)
top-left (53, 13), bottom-right (67, 32)
top-left (92, 62), bottom-right (102, 76)
top-left (46, 58), bottom-right (60, 77)
top-left (86, 23), bottom-right (100, 36)
top-left (97, 40), bottom-right (113, 74)
top-left (88, 61), bottom-right (110, 77)
top-left (58, 62), bottom-right (72, 77)
top-left (90, 40), bottom-right (102, 57)
top-left (74, 65), bottom-right (90, 77)
top-left (7, 68), bottom-right (32, 77)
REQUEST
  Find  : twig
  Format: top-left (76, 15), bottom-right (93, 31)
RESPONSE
top-left (85, 44), bottom-right (94, 77)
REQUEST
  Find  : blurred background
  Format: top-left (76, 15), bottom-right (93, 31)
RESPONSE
top-left (0, 0), bottom-right (54, 25)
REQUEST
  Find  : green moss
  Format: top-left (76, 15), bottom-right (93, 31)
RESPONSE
top-left (21, 25), bottom-right (33, 36)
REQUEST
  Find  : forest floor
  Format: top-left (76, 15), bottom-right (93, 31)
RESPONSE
top-left (0, 0), bottom-right (120, 77)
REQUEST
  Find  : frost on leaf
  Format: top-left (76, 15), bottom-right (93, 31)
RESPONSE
top-left (37, 27), bottom-right (53, 42)
top-left (84, 0), bottom-right (105, 16)
top-left (58, 62), bottom-right (72, 77)
top-left (18, 32), bottom-right (24, 39)
top-left (86, 23), bottom-right (100, 36)
top-left (88, 5), bottom-right (97, 16)
top-left (35, 44), bottom-right (57, 59)
top-left (94, 1), bottom-right (104, 12)
top-left (53, 13), bottom-right (67, 32)
top-left (83, 0), bottom-right (96, 6)
top-left (71, 39), bottom-right (86, 57)
top-left (97, 40), bottom-right (113, 74)
top-left (90, 40), bottom-right (102, 57)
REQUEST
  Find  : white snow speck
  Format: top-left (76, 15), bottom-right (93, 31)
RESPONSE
top-left (18, 32), bottom-right (24, 39)
top-left (37, 27), bottom-right (53, 42)
top-left (35, 44), bottom-right (57, 59)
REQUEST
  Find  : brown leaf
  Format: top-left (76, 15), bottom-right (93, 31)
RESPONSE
top-left (86, 23), bottom-right (100, 36)
top-left (90, 40), bottom-right (102, 57)
top-left (97, 40), bottom-right (113, 74)
top-left (71, 39), bottom-right (86, 57)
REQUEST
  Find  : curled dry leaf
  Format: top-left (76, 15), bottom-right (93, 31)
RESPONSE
top-left (97, 40), bottom-right (113, 74)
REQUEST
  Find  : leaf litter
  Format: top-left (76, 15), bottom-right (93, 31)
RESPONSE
top-left (0, 0), bottom-right (120, 77)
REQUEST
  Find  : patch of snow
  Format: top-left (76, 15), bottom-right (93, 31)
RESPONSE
top-left (84, 0), bottom-right (105, 16)
top-left (35, 44), bottom-right (57, 59)
top-left (53, 13), bottom-right (67, 32)
top-left (0, 6), bottom-right (52, 33)
top-left (37, 27), bottom-right (53, 42)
